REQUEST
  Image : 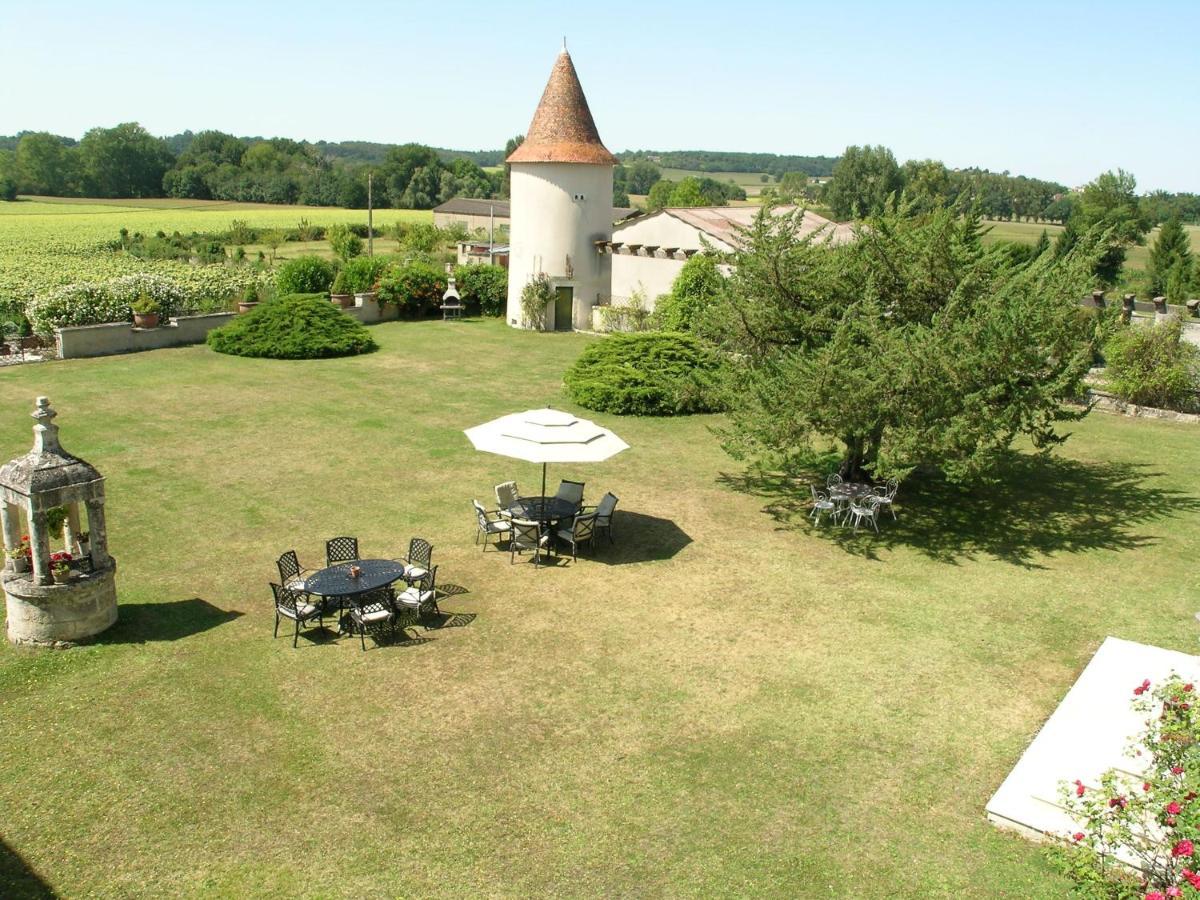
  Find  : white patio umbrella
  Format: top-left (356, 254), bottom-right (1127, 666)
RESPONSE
top-left (463, 407), bottom-right (629, 502)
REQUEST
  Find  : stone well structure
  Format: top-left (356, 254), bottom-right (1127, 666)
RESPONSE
top-left (1, 397), bottom-right (117, 646)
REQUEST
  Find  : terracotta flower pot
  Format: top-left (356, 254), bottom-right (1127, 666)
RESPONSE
top-left (331, 294), bottom-right (354, 309)
top-left (237, 301), bottom-right (259, 314)
top-left (133, 312), bottom-right (160, 329)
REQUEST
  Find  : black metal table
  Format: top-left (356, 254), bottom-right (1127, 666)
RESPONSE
top-left (304, 559), bottom-right (408, 633)
top-left (507, 496), bottom-right (578, 524)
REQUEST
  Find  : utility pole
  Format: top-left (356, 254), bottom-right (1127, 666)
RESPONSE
top-left (367, 173), bottom-right (374, 257)
top-left (488, 204), bottom-right (494, 266)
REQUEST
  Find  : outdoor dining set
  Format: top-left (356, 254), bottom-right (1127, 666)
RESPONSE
top-left (269, 536), bottom-right (437, 649)
top-left (473, 478), bottom-right (619, 566)
top-left (809, 474), bottom-right (899, 532)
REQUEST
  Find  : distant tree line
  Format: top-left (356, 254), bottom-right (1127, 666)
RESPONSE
top-left (0, 125), bottom-right (506, 210)
top-left (619, 149), bottom-right (839, 178)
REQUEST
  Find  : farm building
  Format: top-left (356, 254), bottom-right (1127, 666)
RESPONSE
top-left (599, 206), bottom-right (854, 308)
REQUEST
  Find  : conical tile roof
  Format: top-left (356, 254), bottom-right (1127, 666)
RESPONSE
top-left (507, 49), bottom-right (617, 167)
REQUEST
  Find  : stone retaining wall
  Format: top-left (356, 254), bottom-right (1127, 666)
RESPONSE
top-left (1085, 388), bottom-right (1200, 425)
top-left (57, 312), bottom-right (235, 359)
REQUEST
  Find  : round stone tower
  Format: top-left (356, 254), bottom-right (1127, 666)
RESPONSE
top-left (506, 44), bottom-right (616, 331)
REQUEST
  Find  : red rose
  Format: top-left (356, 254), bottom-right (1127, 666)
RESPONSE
top-left (1168, 802), bottom-right (1183, 815)
top-left (1172, 767), bottom-right (1184, 776)
top-left (1172, 839), bottom-right (1194, 857)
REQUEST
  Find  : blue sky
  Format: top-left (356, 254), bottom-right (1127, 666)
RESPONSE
top-left (2, 0), bottom-right (1196, 192)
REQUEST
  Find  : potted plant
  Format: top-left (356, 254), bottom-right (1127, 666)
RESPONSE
top-left (132, 293), bottom-right (160, 328)
top-left (75, 531), bottom-right (90, 559)
top-left (6, 535), bottom-right (31, 573)
top-left (50, 551), bottom-right (73, 584)
top-left (237, 284), bottom-right (259, 314)
top-left (330, 271), bottom-right (354, 309)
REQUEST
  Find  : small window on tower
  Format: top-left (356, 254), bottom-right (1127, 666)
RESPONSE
top-left (573, 192), bottom-right (586, 201)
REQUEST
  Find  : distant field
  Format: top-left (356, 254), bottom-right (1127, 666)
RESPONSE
top-left (979, 219), bottom-right (1200, 272)
top-left (0, 197), bottom-right (433, 311)
top-left (659, 168), bottom-right (775, 196)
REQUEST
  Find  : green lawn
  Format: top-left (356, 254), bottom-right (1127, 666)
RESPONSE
top-left (980, 218), bottom-right (1200, 272)
top-left (2, 319), bottom-right (1199, 897)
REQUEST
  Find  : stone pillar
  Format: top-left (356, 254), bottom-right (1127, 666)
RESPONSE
top-left (1187, 299), bottom-right (1200, 318)
top-left (1, 501), bottom-right (20, 569)
top-left (85, 499), bottom-right (108, 568)
top-left (1153, 296), bottom-right (1169, 323)
top-left (1091, 290), bottom-right (1106, 309)
top-left (1121, 294), bottom-right (1136, 325)
top-left (29, 508), bottom-right (50, 585)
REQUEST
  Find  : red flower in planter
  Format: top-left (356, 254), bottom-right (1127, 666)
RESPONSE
top-left (1167, 801), bottom-right (1183, 815)
top-left (1144, 891), bottom-right (1165, 900)
top-left (1185, 684), bottom-right (1194, 693)
top-left (1145, 782), bottom-right (1153, 792)
top-left (1172, 839), bottom-right (1194, 858)
top-left (1172, 767), bottom-right (1185, 776)
top-left (1185, 869), bottom-right (1200, 890)
top-left (1074, 779), bottom-right (1086, 797)
top-left (1135, 679), bottom-right (1152, 696)
top-left (1072, 831), bottom-right (1085, 842)
top-left (1109, 796), bottom-right (1128, 810)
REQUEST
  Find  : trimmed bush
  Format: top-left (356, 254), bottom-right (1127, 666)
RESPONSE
top-left (206, 293), bottom-right (376, 359)
top-left (563, 332), bottom-right (727, 416)
top-left (377, 261), bottom-right (445, 315)
top-left (276, 255), bottom-right (335, 295)
top-left (454, 264), bottom-right (507, 316)
top-left (342, 256), bottom-right (390, 294)
top-left (1104, 318), bottom-right (1200, 412)
top-left (654, 254), bottom-right (724, 333)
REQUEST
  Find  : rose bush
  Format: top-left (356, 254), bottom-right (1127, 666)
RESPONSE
top-left (1058, 675), bottom-right (1200, 899)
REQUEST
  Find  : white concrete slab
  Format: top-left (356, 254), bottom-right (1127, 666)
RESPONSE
top-left (987, 636), bottom-right (1200, 843)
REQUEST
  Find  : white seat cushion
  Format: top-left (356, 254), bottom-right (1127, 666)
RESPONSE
top-left (356, 607), bottom-right (392, 623)
top-left (280, 602), bottom-right (318, 620)
top-left (487, 520), bottom-right (512, 533)
top-left (396, 588), bottom-right (435, 608)
top-left (405, 566), bottom-right (428, 580)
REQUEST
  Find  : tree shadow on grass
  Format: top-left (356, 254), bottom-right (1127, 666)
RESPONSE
top-left (97, 598), bottom-right (243, 644)
top-left (720, 453), bottom-right (1200, 567)
top-left (0, 837), bottom-right (56, 899)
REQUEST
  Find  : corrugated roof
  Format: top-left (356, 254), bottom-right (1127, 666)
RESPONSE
top-left (615, 205), bottom-right (855, 250)
top-left (507, 49), bottom-right (618, 167)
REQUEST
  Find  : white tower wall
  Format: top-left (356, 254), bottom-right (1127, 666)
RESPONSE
top-left (506, 162), bottom-right (613, 330)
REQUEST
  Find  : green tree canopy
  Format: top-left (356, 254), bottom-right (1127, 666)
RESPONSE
top-left (1067, 169), bottom-right (1151, 285)
top-left (15, 132), bottom-right (77, 195)
top-left (823, 145), bottom-right (904, 220)
top-left (78, 123), bottom-right (174, 198)
top-left (1147, 216), bottom-right (1194, 301)
top-left (704, 206), bottom-right (1102, 482)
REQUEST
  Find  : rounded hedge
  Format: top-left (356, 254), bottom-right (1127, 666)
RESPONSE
top-left (563, 332), bottom-right (727, 416)
top-left (207, 293), bottom-right (377, 359)
top-left (275, 255), bottom-right (335, 295)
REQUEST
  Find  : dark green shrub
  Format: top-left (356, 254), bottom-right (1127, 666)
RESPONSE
top-left (1104, 318), bottom-right (1200, 411)
top-left (377, 261), bottom-right (445, 316)
top-left (342, 256), bottom-right (390, 294)
top-left (654, 254), bottom-right (724, 333)
top-left (563, 332), bottom-right (727, 416)
top-left (276, 255), bottom-right (335, 295)
top-left (454, 264), bottom-right (507, 316)
top-left (0, 175), bottom-right (17, 202)
top-left (206, 293), bottom-right (377, 359)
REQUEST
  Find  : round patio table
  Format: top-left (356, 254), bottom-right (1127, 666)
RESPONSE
top-left (507, 496), bottom-right (578, 524)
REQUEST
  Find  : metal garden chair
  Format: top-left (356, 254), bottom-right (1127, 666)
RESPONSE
top-left (555, 512), bottom-right (597, 562)
top-left (495, 481), bottom-right (520, 516)
top-left (325, 536), bottom-right (359, 567)
top-left (848, 495), bottom-right (883, 534)
top-left (403, 537), bottom-right (433, 583)
top-left (473, 499), bottom-right (512, 550)
top-left (809, 484), bottom-right (837, 525)
top-left (395, 564), bottom-right (440, 622)
top-left (347, 586), bottom-right (397, 651)
top-left (873, 478), bottom-right (899, 520)
top-left (554, 479), bottom-right (585, 511)
top-left (509, 517), bottom-right (550, 567)
top-left (583, 492), bottom-right (619, 544)
top-left (270, 582), bottom-right (326, 648)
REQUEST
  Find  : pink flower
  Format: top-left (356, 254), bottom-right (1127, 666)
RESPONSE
top-left (1145, 891), bottom-right (1165, 900)
top-left (1173, 839), bottom-right (1194, 857)
top-left (1186, 870), bottom-right (1200, 890)
top-left (1167, 801), bottom-right (1183, 815)
top-left (1172, 767), bottom-right (1184, 776)
top-left (1167, 887), bottom-right (1183, 898)
top-left (1072, 831), bottom-right (1085, 842)
top-left (1167, 816), bottom-right (1177, 827)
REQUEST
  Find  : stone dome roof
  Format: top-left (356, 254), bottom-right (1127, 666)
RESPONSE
top-left (0, 398), bottom-right (103, 498)
top-left (506, 49), bottom-right (618, 167)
